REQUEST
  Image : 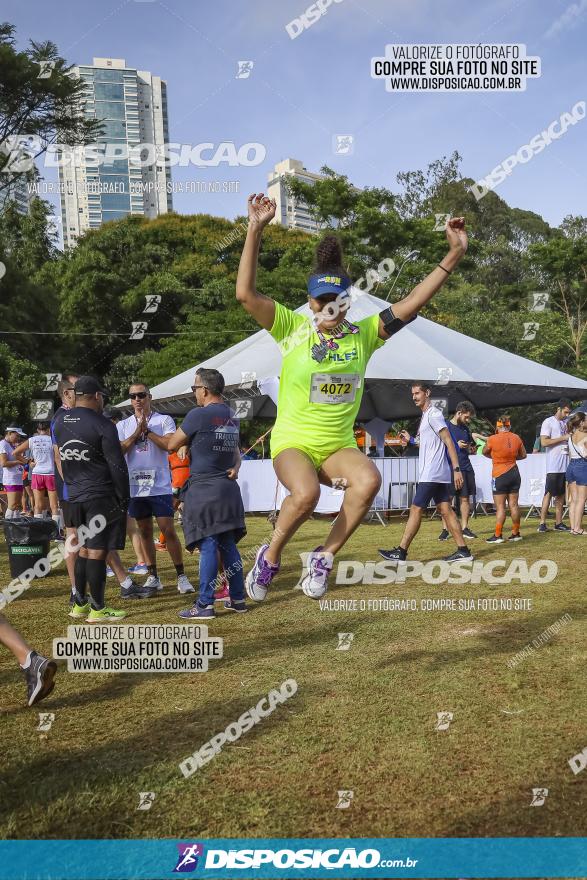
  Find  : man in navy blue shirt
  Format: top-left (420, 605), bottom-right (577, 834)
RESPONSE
top-left (438, 401), bottom-right (478, 542)
top-left (168, 368), bottom-right (246, 619)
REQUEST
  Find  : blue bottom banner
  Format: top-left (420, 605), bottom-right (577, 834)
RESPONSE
top-left (0, 838), bottom-right (585, 879)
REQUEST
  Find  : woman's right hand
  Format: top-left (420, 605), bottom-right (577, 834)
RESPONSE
top-left (247, 193), bottom-right (276, 229)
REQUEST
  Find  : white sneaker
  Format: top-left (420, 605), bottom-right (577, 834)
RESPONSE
top-left (301, 547), bottom-right (333, 600)
top-left (245, 543), bottom-right (280, 602)
top-left (143, 574), bottom-right (163, 592)
top-left (177, 574), bottom-right (195, 594)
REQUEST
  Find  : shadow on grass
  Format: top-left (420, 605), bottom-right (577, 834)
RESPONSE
top-left (377, 603), bottom-right (586, 670)
top-left (0, 682), bottom-right (313, 835)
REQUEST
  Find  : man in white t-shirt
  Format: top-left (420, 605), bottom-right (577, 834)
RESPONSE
top-left (0, 426), bottom-right (27, 517)
top-left (538, 399), bottom-right (572, 532)
top-left (117, 382), bottom-right (194, 595)
top-left (379, 382), bottom-right (473, 563)
top-left (14, 423), bottom-right (59, 525)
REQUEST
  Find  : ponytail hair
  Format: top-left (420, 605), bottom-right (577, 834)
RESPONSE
top-left (314, 234), bottom-right (345, 275)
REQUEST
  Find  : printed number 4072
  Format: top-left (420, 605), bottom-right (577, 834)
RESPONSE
top-left (320, 382), bottom-right (351, 395)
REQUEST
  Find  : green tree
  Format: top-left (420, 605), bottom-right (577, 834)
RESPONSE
top-left (527, 219), bottom-right (587, 375)
top-left (0, 342), bottom-right (44, 427)
top-left (0, 197), bottom-right (60, 364)
top-left (0, 22), bottom-right (102, 190)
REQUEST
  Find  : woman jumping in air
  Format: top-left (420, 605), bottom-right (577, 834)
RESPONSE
top-left (236, 193), bottom-right (468, 600)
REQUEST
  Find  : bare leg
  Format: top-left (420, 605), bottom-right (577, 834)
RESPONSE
top-left (127, 515), bottom-right (146, 565)
top-left (24, 487), bottom-right (34, 513)
top-left (0, 613), bottom-right (32, 665)
top-left (398, 505), bottom-right (425, 551)
top-left (135, 516), bottom-right (155, 566)
top-left (554, 494), bottom-right (565, 526)
top-left (460, 496), bottom-right (471, 530)
top-left (266, 450), bottom-right (321, 565)
top-left (577, 486), bottom-right (586, 532)
top-left (33, 489), bottom-right (45, 516)
top-left (437, 501), bottom-right (466, 546)
top-left (47, 489), bottom-right (59, 516)
top-left (509, 493), bottom-right (521, 533)
top-left (570, 484), bottom-right (586, 532)
top-left (64, 526), bottom-right (77, 591)
top-left (6, 489), bottom-right (22, 514)
top-left (493, 495), bottom-right (507, 535)
top-left (318, 448), bottom-right (381, 555)
top-left (539, 492), bottom-right (551, 526)
top-left (157, 517), bottom-right (183, 565)
top-left (107, 551), bottom-right (127, 583)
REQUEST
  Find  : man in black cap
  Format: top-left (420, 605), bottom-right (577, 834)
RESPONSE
top-left (50, 373), bottom-right (79, 605)
top-left (52, 376), bottom-right (132, 621)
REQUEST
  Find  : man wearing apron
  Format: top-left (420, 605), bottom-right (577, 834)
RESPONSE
top-left (168, 369), bottom-right (246, 619)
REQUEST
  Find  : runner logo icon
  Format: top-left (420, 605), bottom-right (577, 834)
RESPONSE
top-left (173, 843), bottom-right (204, 873)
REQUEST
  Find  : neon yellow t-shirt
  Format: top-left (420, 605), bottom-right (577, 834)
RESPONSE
top-left (269, 302), bottom-right (385, 464)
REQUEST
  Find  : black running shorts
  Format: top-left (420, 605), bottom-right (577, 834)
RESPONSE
top-left (67, 497), bottom-right (127, 550)
top-left (492, 466), bottom-right (521, 496)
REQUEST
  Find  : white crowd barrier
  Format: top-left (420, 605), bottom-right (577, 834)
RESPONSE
top-left (237, 455), bottom-right (552, 514)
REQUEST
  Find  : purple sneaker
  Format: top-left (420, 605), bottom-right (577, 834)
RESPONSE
top-left (301, 546), bottom-right (333, 600)
top-left (178, 604), bottom-right (215, 620)
top-left (245, 543), bottom-right (280, 601)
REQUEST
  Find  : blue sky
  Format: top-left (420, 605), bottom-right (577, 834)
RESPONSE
top-left (6, 0), bottom-right (587, 230)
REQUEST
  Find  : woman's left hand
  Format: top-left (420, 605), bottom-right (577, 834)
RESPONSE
top-left (445, 216), bottom-right (468, 254)
top-left (226, 467), bottom-right (239, 480)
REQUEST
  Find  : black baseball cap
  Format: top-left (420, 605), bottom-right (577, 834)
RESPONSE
top-left (74, 376), bottom-right (109, 397)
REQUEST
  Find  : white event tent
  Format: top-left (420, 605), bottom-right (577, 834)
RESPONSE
top-left (118, 289), bottom-right (587, 418)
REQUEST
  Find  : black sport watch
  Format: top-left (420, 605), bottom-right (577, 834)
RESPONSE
top-left (453, 466), bottom-right (461, 472)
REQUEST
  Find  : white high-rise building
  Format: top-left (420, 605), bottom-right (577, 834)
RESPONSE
top-left (0, 175), bottom-right (32, 215)
top-left (267, 158), bottom-right (361, 234)
top-left (58, 58), bottom-right (172, 248)
top-left (0, 144), bottom-right (33, 215)
top-left (267, 159), bottom-right (325, 234)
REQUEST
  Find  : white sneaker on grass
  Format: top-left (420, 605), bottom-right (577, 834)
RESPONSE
top-left (301, 547), bottom-right (334, 600)
top-left (143, 574), bottom-right (163, 592)
top-left (177, 574), bottom-right (195, 594)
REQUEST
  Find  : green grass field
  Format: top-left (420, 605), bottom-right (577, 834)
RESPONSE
top-left (0, 512), bottom-right (585, 841)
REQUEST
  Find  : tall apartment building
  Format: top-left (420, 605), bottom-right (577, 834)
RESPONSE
top-left (267, 159), bottom-right (325, 234)
top-left (0, 175), bottom-right (32, 215)
top-left (58, 58), bottom-right (172, 248)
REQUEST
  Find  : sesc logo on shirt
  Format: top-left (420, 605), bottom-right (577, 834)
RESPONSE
top-left (59, 440), bottom-right (90, 462)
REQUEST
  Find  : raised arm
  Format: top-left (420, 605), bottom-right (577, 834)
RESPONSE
top-left (236, 194), bottom-right (277, 331)
top-left (384, 218), bottom-right (468, 329)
